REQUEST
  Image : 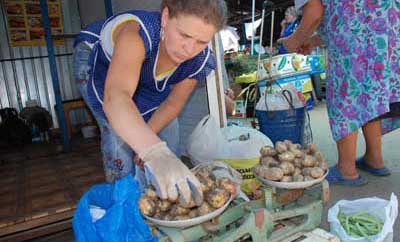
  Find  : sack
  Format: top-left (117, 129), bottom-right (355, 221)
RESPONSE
top-left (328, 193), bottom-right (398, 242)
top-left (215, 157), bottom-right (260, 195)
top-left (186, 115), bottom-right (227, 165)
top-left (220, 125), bottom-right (273, 159)
top-left (217, 125), bottom-right (273, 194)
top-left (72, 175), bottom-right (157, 242)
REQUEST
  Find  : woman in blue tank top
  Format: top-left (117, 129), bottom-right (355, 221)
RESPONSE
top-left (72, 0), bottom-right (227, 207)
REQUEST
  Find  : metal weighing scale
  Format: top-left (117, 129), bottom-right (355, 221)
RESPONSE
top-left (150, 180), bottom-right (330, 242)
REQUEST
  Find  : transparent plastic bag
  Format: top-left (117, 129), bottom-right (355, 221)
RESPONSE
top-left (328, 193), bottom-right (398, 242)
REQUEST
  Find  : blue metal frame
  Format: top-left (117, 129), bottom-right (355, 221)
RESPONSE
top-left (40, 0), bottom-right (70, 152)
top-left (104, 0), bottom-right (113, 18)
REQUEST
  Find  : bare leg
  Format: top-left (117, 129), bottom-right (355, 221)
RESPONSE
top-left (336, 130), bottom-right (359, 179)
top-left (361, 120), bottom-right (385, 168)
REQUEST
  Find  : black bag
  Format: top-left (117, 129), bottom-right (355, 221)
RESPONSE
top-left (0, 108), bottom-right (32, 145)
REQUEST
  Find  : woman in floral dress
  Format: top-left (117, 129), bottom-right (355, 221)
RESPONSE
top-left (281, 0), bottom-right (400, 186)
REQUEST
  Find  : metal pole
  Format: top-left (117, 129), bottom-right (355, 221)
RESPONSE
top-left (40, 0), bottom-right (70, 152)
top-left (251, 0), bottom-right (255, 55)
top-left (104, 0), bottom-right (113, 18)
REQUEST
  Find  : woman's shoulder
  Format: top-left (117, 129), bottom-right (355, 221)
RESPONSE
top-left (180, 47), bottom-right (215, 79)
top-left (110, 10), bottom-right (161, 32)
top-left (187, 47), bottom-right (213, 65)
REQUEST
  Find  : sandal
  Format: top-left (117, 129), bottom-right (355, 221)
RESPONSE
top-left (326, 166), bottom-right (368, 186)
top-left (356, 157), bottom-right (391, 176)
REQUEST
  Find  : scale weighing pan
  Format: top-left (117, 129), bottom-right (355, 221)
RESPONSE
top-left (254, 169), bottom-right (329, 189)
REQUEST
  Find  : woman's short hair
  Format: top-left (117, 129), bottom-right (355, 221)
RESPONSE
top-left (285, 6), bottom-right (298, 18)
top-left (161, 0), bottom-right (227, 30)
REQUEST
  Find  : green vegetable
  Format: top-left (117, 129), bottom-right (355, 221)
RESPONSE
top-left (338, 209), bottom-right (384, 240)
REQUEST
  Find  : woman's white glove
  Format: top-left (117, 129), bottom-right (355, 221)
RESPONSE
top-left (140, 142), bottom-right (203, 206)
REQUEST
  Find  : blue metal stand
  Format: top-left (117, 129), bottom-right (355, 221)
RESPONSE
top-left (40, 0), bottom-right (70, 152)
top-left (104, 0), bottom-right (113, 18)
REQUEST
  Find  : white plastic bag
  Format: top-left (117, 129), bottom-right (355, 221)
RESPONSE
top-left (186, 115), bottom-right (273, 165)
top-left (219, 125), bottom-right (273, 159)
top-left (186, 115), bottom-right (226, 165)
top-left (328, 193), bottom-right (398, 242)
top-left (256, 84), bottom-right (305, 111)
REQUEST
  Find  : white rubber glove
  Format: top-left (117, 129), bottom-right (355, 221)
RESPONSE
top-left (140, 142), bottom-right (203, 206)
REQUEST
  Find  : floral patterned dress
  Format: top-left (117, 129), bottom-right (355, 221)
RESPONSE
top-left (320, 0), bottom-right (400, 141)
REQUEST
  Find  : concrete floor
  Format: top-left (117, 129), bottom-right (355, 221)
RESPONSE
top-left (27, 101), bottom-right (400, 242)
top-left (310, 101), bottom-right (400, 240)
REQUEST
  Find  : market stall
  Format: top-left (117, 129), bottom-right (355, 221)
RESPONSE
top-left (1, 0), bottom-right (398, 241)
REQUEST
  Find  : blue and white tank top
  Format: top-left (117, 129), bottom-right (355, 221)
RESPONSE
top-left (74, 10), bottom-right (215, 121)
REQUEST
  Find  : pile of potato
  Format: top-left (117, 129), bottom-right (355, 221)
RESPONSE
top-left (254, 140), bottom-right (328, 183)
top-left (138, 167), bottom-right (235, 221)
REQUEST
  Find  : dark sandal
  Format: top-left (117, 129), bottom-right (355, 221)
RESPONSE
top-left (326, 166), bottom-right (368, 186)
top-left (356, 157), bottom-right (391, 176)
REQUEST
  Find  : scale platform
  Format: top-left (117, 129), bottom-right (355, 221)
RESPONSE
top-left (150, 180), bottom-right (330, 242)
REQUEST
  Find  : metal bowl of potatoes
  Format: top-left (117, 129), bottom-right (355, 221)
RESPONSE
top-left (143, 195), bottom-right (232, 228)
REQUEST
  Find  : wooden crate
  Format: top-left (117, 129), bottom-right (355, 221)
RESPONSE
top-left (0, 146), bottom-right (104, 241)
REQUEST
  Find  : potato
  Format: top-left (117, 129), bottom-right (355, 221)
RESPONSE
top-left (317, 160), bottom-right (328, 172)
top-left (170, 204), bottom-right (190, 216)
top-left (253, 165), bottom-right (264, 176)
top-left (283, 139), bottom-right (293, 146)
top-left (139, 196), bottom-right (156, 216)
top-left (163, 213), bottom-right (175, 221)
top-left (288, 143), bottom-right (302, 151)
top-left (198, 176), bottom-right (216, 193)
top-left (179, 195), bottom-right (197, 209)
top-left (145, 187), bottom-right (158, 200)
top-left (293, 158), bottom-right (303, 168)
top-left (291, 149), bottom-right (304, 158)
top-left (195, 167), bottom-right (216, 181)
top-left (310, 167), bottom-right (324, 178)
top-left (279, 161), bottom-right (295, 175)
top-left (293, 174), bottom-right (304, 182)
top-left (153, 209), bottom-right (166, 219)
top-left (140, 169), bottom-right (237, 221)
top-left (302, 167), bottom-right (313, 176)
top-left (302, 155), bottom-right (316, 167)
top-left (305, 143), bottom-right (317, 155)
top-left (188, 209), bottom-right (198, 218)
top-left (260, 156), bottom-right (279, 167)
top-left (218, 178), bottom-right (236, 195)
top-left (156, 199), bottom-right (172, 212)
top-left (206, 188), bottom-right (230, 209)
top-left (278, 151), bottom-right (295, 163)
top-left (198, 202), bottom-right (214, 216)
top-left (304, 175), bottom-right (314, 181)
top-left (314, 151), bottom-right (325, 162)
top-left (261, 167), bottom-right (284, 181)
top-left (275, 141), bottom-right (288, 153)
top-left (293, 167), bottom-right (302, 176)
top-left (260, 145), bottom-right (277, 157)
top-left (281, 175), bottom-right (293, 182)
